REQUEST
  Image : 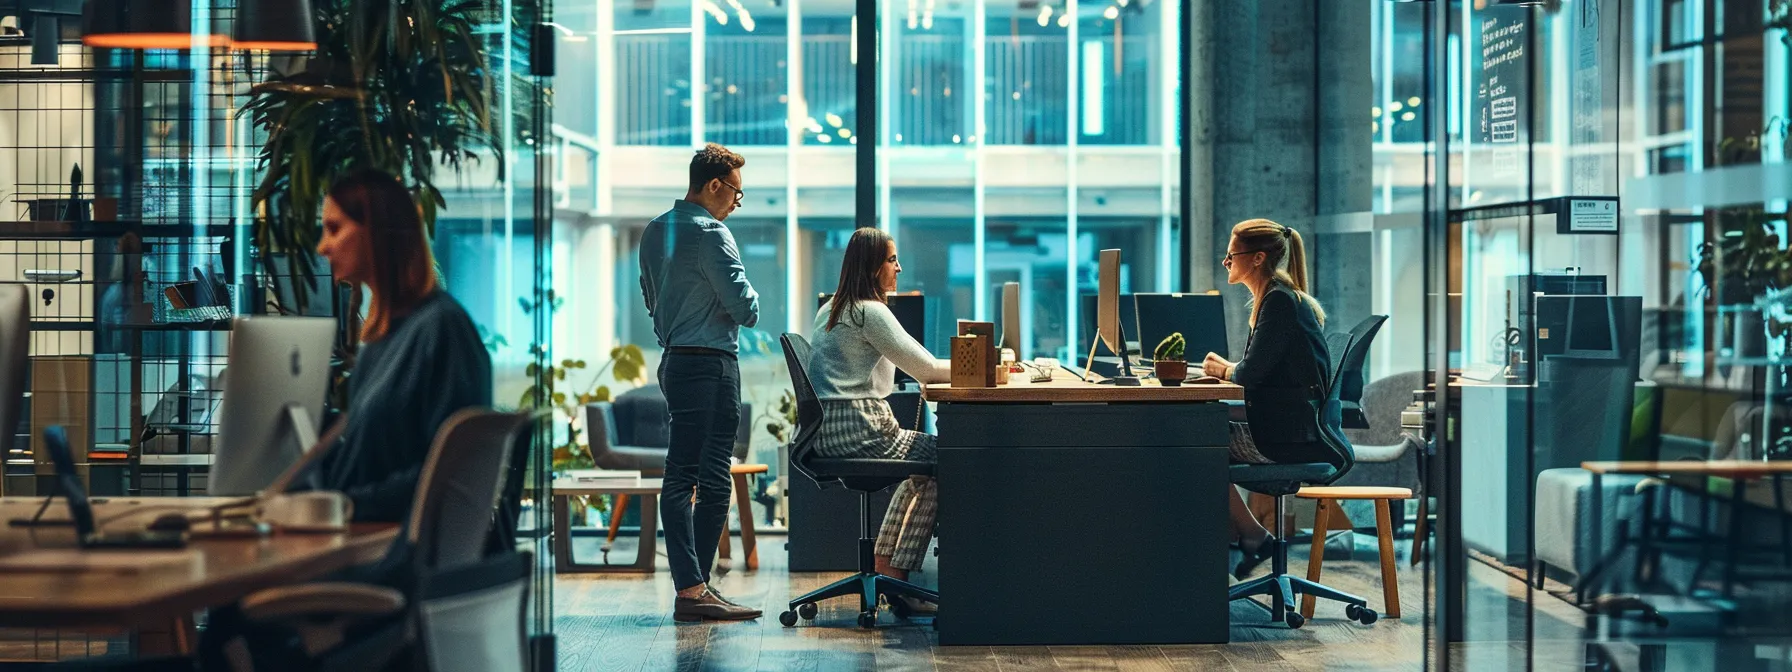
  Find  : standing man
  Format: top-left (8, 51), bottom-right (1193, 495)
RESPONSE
top-left (639, 143), bottom-right (762, 622)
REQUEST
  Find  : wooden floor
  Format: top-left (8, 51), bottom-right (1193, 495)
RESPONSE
top-left (554, 532), bottom-right (1431, 672)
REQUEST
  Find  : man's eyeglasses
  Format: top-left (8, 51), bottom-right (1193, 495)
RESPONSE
top-left (717, 180), bottom-right (745, 205)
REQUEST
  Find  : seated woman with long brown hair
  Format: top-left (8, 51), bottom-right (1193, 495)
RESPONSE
top-left (309, 170), bottom-right (494, 523)
top-left (807, 227), bottom-right (949, 616)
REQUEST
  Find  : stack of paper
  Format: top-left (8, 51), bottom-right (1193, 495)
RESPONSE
top-left (565, 470), bottom-right (641, 489)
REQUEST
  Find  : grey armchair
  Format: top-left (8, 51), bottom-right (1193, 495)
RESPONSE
top-left (1330, 371), bottom-right (1426, 528)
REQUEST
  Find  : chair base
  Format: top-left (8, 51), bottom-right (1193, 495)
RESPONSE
top-left (781, 571), bottom-right (940, 628)
top-left (1231, 570), bottom-right (1376, 628)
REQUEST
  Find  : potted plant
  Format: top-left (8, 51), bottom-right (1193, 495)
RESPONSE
top-left (1153, 332), bottom-right (1188, 386)
top-left (1696, 209), bottom-right (1792, 359)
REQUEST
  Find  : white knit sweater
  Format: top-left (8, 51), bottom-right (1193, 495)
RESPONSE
top-left (808, 300), bottom-right (951, 400)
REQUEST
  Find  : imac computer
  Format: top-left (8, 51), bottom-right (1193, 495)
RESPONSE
top-left (1083, 249), bottom-right (1140, 385)
top-left (210, 316), bottom-right (335, 496)
top-left (1000, 282), bottom-right (1023, 360)
top-left (1134, 293), bottom-right (1227, 365)
top-left (0, 285), bottom-right (26, 458)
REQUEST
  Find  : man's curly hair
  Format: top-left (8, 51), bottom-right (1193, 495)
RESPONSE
top-left (689, 143), bottom-right (746, 191)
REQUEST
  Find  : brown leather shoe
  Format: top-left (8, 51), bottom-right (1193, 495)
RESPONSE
top-left (674, 588), bottom-right (763, 622)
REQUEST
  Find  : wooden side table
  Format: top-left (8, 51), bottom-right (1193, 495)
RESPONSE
top-left (553, 479), bottom-right (664, 574)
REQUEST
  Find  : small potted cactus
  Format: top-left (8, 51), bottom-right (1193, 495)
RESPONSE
top-left (1153, 332), bottom-right (1188, 386)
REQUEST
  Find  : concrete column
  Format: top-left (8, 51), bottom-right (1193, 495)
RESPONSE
top-left (1187, 0), bottom-right (1320, 356)
top-left (1314, 0), bottom-right (1375, 331)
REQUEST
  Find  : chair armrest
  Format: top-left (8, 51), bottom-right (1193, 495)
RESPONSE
top-left (241, 583), bottom-right (406, 622)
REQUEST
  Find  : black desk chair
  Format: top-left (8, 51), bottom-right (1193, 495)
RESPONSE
top-left (1335, 315), bottom-right (1388, 430)
top-left (776, 333), bottom-right (940, 629)
top-left (1229, 381), bottom-right (1380, 628)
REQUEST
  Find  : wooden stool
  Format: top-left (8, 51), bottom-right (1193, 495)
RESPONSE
top-left (1295, 485), bottom-right (1410, 620)
top-left (717, 463), bottom-right (768, 571)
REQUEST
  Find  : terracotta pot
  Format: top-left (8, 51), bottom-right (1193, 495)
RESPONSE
top-left (1154, 360), bottom-right (1188, 386)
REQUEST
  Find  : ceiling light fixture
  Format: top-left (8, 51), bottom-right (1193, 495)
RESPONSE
top-left (83, 0), bottom-right (229, 49)
top-left (233, 0), bottom-right (316, 51)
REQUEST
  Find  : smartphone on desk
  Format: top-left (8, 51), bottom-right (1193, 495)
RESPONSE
top-left (84, 529), bottom-right (187, 549)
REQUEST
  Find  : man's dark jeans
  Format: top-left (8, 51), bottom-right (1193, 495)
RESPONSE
top-left (658, 349), bottom-right (741, 591)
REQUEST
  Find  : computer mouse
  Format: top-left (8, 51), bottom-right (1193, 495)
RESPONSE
top-left (148, 513), bottom-right (192, 532)
top-left (1187, 375), bottom-right (1224, 385)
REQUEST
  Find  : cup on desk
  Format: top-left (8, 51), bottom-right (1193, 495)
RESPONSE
top-left (259, 492), bottom-right (353, 532)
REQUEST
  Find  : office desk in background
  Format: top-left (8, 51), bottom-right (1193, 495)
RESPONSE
top-left (925, 372), bottom-right (1243, 646)
top-left (0, 497), bottom-right (397, 653)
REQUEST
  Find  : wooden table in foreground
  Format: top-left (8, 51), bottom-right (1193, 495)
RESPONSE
top-left (0, 497), bottom-right (397, 643)
top-left (925, 368), bottom-right (1241, 646)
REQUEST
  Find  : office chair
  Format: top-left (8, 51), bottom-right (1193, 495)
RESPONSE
top-left (1335, 315), bottom-right (1388, 430)
top-left (776, 333), bottom-right (940, 629)
top-left (233, 410), bottom-right (540, 671)
top-left (1229, 370), bottom-right (1380, 628)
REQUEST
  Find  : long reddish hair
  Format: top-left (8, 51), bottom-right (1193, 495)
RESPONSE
top-left (327, 171), bottom-right (438, 342)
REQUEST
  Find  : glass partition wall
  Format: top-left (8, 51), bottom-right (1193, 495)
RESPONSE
top-left (1428, 0), bottom-right (1792, 668)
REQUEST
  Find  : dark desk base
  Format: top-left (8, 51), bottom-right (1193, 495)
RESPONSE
top-left (936, 402), bottom-right (1231, 646)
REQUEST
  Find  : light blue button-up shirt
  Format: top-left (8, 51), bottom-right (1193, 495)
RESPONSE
top-left (639, 200), bottom-right (760, 353)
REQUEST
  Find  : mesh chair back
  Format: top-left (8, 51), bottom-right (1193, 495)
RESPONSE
top-left (417, 551), bottom-right (532, 672)
top-left (1311, 365), bottom-right (1355, 486)
top-left (779, 333), bottom-right (827, 485)
top-left (491, 412), bottom-right (545, 554)
top-left (408, 410), bottom-right (537, 571)
top-left (1334, 315), bottom-right (1387, 400)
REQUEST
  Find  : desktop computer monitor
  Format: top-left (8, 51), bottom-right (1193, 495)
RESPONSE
top-left (1084, 250), bottom-right (1137, 383)
top-left (1533, 295), bottom-right (1641, 363)
top-left (0, 285), bottom-right (26, 458)
top-left (1079, 294), bottom-right (1139, 358)
top-left (211, 316), bottom-right (335, 496)
top-left (1133, 293), bottom-right (1227, 364)
top-left (1001, 282), bottom-right (1022, 359)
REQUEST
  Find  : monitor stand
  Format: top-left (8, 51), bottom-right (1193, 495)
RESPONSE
top-left (261, 403), bottom-right (321, 495)
top-left (1084, 319), bottom-right (1141, 386)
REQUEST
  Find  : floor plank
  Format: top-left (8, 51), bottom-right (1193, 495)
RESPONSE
top-left (553, 532), bottom-right (1439, 671)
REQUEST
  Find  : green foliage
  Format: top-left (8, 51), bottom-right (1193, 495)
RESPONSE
top-left (1154, 332), bottom-right (1186, 362)
top-left (241, 0), bottom-right (501, 315)
top-left (521, 345), bottom-right (648, 473)
top-left (1697, 210), bottom-right (1792, 306)
top-left (763, 390), bottom-right (798, 446)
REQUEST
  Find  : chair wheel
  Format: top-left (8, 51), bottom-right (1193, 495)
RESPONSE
top-left (858, 611), bottom-right (878, 628)
top-left (1284, 611), bottom-right (1305, 629)
top-left (798, 603), bottom-right (818, 620)
top-left (779, 611), bottom-right (798, 627)
top-left (1346, 605), bottom-right (1378, 625)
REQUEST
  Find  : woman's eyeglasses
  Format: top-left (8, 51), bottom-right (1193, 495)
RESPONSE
top-left (1221, 249), bottom-right (1262, 267)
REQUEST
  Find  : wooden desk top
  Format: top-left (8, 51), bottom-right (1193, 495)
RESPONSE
top-left (1581, 460), bottom-right (1792, 478)
top-left (0, 498), bottom-right (398, 628)
top-left (923, 368), bottom-right (1243, 403)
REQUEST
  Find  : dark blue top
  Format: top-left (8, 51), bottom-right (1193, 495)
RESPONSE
top-left (317, 291), bottom-right (493, 522)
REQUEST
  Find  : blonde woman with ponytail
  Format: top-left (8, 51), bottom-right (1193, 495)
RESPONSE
top-left (1203, 219), bottom-right (1340, 579)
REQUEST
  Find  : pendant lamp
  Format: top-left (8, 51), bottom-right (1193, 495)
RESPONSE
top-left (233, 0), bottom-right (316, 51)
top-left (83, 0), bottom-right (229, 49)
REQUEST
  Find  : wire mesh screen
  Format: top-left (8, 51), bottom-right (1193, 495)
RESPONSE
top-left (2, 8), bottom-right (259, 502)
